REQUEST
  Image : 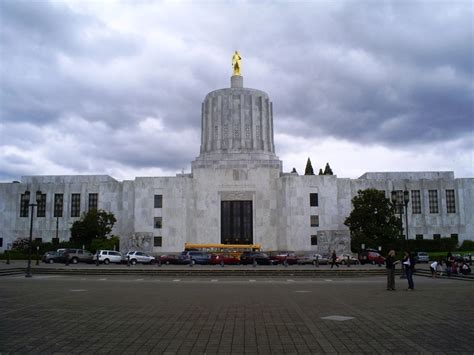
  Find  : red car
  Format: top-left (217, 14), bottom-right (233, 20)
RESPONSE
top-left (268, 251), bottom-right (298, 265)
top-left (159, 254), bottom-right (179, 265)
top-left (358, 250), bottom-right (385, 265)
top-left (210, 254), bottom-right (240, 265)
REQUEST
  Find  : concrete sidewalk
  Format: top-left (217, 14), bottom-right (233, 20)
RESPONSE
top-left (1, 274), bottom-right (473, 353)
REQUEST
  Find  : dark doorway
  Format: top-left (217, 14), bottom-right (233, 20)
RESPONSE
top-left (221, 201), bottom-right (253, 244)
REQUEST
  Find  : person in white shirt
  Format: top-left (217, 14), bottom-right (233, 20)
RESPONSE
top-left (430, 260), bottom-right (442, 278)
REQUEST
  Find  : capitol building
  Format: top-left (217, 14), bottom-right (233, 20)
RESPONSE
top-left (1, 64), bottom-right (473, 253)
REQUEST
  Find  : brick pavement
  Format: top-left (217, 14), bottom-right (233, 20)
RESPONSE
top-left (0, 275), bottom-right (473, 354)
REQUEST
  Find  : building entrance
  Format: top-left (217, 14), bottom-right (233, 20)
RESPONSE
top-left (221, 201), bottom-right (253, 244)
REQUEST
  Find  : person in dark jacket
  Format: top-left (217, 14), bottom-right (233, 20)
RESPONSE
top-left (446, 252), bottom-right (454, 277)
top-left (330, 250), bottom-right (339, 268)
top-left (386, 250), bottom-right (398, 290)
top-left (402, 251), bottom-right (416, 290)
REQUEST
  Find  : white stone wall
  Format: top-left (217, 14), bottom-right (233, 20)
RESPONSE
top-left (0, 171), bottom-right (472, 253)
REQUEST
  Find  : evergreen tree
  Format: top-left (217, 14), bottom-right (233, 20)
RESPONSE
top-left (344, 189), bottom-right (403, 252)
top-left (323, 162), bottom-right (333, 175)
top-left (70, 209), bottom-right (117, 249)
top-left (304, 157), bottom-right (315, 175)
top-left (318, 168), bottom-right (324, 175)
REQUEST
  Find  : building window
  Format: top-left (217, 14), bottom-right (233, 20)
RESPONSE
top-left (415, 234), bottom-right (423, 240)
top-left (154, 194), bottom-right (163, 208)
top-left (154, 217), bottom-right (162, 229)
top-left (433, 234), bottom-right (441, 240)
top-left (0, 238), bottom-right (3, 247)
top-left (428, 190), bottom-right (439, 214)
top-left (411, 190), bottom-right (421, 214)
top-left (54, 194), bottom-right (63, 217)
top-left (88, 193), bottom-right (98, 210)
top-left (451, 234), bottom-right (458, 241)
top-left (309, 193), bottom-right (318, 207)
top-left (310, 215), bottom-right (319, 227)
top-left (446, 190), bottom-right (456, 213)
top-left (71, 194), bottom-right (81, 217)
top-left (310, 235), bottom-right (318, 245)
top-left (393, 190), bottom-right (404, 214)
top-left (20, 193), bottom-right (29, 218)
top-left (154, 237), bottom-right (162, 247)
top-left (37, 193), bottom-right (46, 217)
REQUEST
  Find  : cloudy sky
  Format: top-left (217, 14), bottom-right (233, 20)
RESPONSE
top-left (0, 0), bottom-right (472, 182)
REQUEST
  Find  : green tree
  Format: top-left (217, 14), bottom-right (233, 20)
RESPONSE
top-left (344, 189), bottom-right (403, 253)
top-left (318, 168), bottom-right (324, 175)
top-left (323, 162), bottom-right (333, 175)
top-left (304, 157), bottom-right (315, 175)
top-left (70, 209), bottom-right (117, 249)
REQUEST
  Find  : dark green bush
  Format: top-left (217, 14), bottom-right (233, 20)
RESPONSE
top-left (90, 236), bottom-right (120, 253)
top-left (403, 237), bottom-right (458, 252)
top-left (458, 240), bottom-right (474, 251)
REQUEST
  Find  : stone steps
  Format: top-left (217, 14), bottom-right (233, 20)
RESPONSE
top-left (414, 268), bottom-right (473, 282)
top-left (0, 268), bottom-right (24, 276)
top-left (14, 267), bottom-right (388, 277)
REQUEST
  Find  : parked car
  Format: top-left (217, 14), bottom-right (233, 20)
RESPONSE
top-left (297, 253), bottom-right (329, 265)
top-left (336, 253), bottom-right (359, 265)
top-left (463, 253), bottom-right (473, 262)
top-left (415, 252), bottom-right (430, 263)
top-left (358, 250), bottom-right (385, 265)
top-left (209, 254), bottom-right (240, 265)
top-left (95, 250), bottom-right (123, 264)
top-left (125, 251), bottom-right (156, 265)
top-left (64, 249), bottom-right (94, 264)
top-left (178, 251), bottom-right (210, 265)
top-left (42, 251), bottom-right (66, 264)
top-left (240, 252), bottom-right (272, 265)
top-left (268, 251), bottom-right (298, 265)
top-left (159, 254), bottom-right (180, 265)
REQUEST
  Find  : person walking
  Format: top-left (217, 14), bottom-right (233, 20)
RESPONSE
top-left (386, 250), bottom-right (398, 290)
top-left (402, 251), bottom-right (415, 290)
top-left (330, 250), bottom-right (339, 269)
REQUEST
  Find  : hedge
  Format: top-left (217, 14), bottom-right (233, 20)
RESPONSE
top-left (458, 240), bottom-right (474, 251)
top-left (403, 237), bottom-right (458, 252)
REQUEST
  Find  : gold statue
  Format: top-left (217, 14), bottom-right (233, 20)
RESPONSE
top-left (232, 50), bottom-right (242, 76)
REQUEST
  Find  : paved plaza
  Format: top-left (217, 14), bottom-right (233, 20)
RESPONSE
top-left (0, 274), bottom-right (473, 354)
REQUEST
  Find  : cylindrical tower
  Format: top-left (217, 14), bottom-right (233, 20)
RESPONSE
top-left (192, 75), bottom-right (281, 169)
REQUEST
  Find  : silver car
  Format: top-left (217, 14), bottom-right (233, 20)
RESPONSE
top-left (416, 252), bottom-right (430, 263)
top-left (125, 251), bottom-right (156, 265)
top-left (96, 250), bottom-right (123, 264)
top-left (297, 253), bottom-right (329, 265)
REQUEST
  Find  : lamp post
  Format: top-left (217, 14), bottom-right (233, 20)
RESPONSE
top-left (391, 190), bottom-right (410, 241)
top-left (403, 190), bottom-right (409, 241)
top-left (25, 190), bottom-right (42, 278)
top-left (55, 216), bottom-right (59, 243)
top-left (391, 190), bottom-right (410, 279)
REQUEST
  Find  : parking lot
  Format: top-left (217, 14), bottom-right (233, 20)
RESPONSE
top-left (1, 274), bottom-right (473, 354)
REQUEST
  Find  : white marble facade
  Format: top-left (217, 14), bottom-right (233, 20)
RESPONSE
top-left (0, 76), bottom-right (472, 254)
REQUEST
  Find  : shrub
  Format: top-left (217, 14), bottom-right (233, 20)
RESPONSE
top-left (90, 236), bottom-right (120, 253)
top-left (458, 240), bottom-right (474, 251)
top-left (404, 238), bottom-right (458, 252)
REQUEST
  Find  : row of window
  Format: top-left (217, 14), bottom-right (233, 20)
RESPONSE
top-left (391, 189), bottom-right (456, 214)
top-left (20, 193), bottom-right (98, 218)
